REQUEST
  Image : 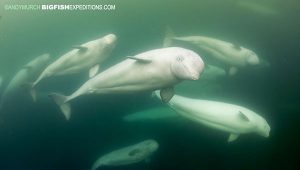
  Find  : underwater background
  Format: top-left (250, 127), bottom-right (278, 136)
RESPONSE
top-left (0, 0), bottom-right (300, 169)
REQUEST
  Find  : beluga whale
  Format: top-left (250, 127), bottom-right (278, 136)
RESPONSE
top-left (29, 34), bottom-right (117, 101)
top-left (49, 47), bottom-right (205, 120)
top-left (91, 139), bottom-right (159, 170)
top-left (155, 92), bottom-right (270, 142)
top-left (164, 27), bottom-right (260, 75)
top-left (0, 54), bottom-right (51, 112)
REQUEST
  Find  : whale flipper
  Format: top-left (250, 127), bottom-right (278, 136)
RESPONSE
top-left (49, 93), bottom-right (71, 120)
top-left (72, 46), bottom-right (88, 51)
top-left (238, 111), bottom-right (250, 122)
top-left (160, 87), bottom-right (174, 103)
top-left (127, 56), bottom-right (152, 64)
top-left (228, 133), bottom-right (239, 142)
top-left (23, 83), bottom-right (37, 102)
top-left (89, 65), bottom-right (99, 78)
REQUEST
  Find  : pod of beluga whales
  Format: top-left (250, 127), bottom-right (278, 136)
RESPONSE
top-left (0, 27), bottom-right (271, 169)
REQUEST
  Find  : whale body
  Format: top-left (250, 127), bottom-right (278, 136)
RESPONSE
top-left (164, 28), bottom-right (260, 75)
top-left (50, 47), bottom-right (205, 120)
top-left (0, 54), bottom-right (51, 111)
top-left (29, 34), bottom-right (117, 101)
top-left (156, 92), bottom-right (270, 142)
top-left (91, 139), bottom-right (159, 170)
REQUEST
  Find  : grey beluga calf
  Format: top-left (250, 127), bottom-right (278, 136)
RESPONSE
top-left (91, 139), bottom-right (159, 170)
top-left (0, 54), bottom-right (51, 112)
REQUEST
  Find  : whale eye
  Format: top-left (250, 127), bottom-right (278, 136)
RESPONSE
top-left (176, 56), bottom-right (184, 62)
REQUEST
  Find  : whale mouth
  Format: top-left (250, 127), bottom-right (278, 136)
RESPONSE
top-left (190, 73), bottom-right (200, 80)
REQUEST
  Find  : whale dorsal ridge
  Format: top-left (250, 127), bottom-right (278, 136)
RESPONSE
top-left (238, 111), bottom-right (250, 122)
top-left (72, 46), bottom-right (88, 51)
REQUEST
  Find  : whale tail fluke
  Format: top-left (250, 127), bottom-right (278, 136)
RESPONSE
top-left (49, 93), bottom-right (71, 121)
top-left (91, 160), bottom-right (103, 170)
top-left (151, 90), bottom-right (161, 100)
top-left (23, 83), bottom-right (37, 102)
top-left (163, 26), bottom-right (175, 47)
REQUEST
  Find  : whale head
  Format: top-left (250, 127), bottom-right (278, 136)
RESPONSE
top-left (103, 33), bottom-right (117, 46)
top-left (256, 116), bottom-right (271, 138)
top-left (245, 50), bottom-right (260, 66)
top-left (95, 34), bottom-right (117, 51)
top-left (26, 53), bottom-right (51, 69)
top-left (171, 49), bottom-right (205, 81)
top-left (126, 140), bottom-right (159, 160)
top-left (138, 139), bottom-right (159, 154)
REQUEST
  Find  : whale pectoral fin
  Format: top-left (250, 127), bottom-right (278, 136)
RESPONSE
top-left (89, 65), bottom-right (99, 78)
top-left (228, 133), bottom-right (239, 142)
top-left (72, 45), bottom-right (88, 52)
top-left (160, 87), bottom-right (175, 103)
top-left (127, 56), bottom-right (152, 64)
top-left (238, 111), bottom-right (250, 122)
top-left (23, 83), bottom-right (36, 102)
top-left (228, 67), bottom-right (238, 76)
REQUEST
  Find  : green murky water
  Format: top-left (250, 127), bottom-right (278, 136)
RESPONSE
top-left (0, 0), bottom-right (299, 169)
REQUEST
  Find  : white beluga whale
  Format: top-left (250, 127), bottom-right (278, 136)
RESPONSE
top-left (49, 47), bottom-right (205, 120)
top-left (29, 34), bottom-right (117, 101)
top-left (91, 139), bottom-right (159, 170)
top-left (0, 54), bottom-right (51, 111)
top-left (123, 107), bottom-right (179, 122)
top-left (164, 27), bottom-right (260, 75)
top-left (155, 92), bottom-right (270, 142)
